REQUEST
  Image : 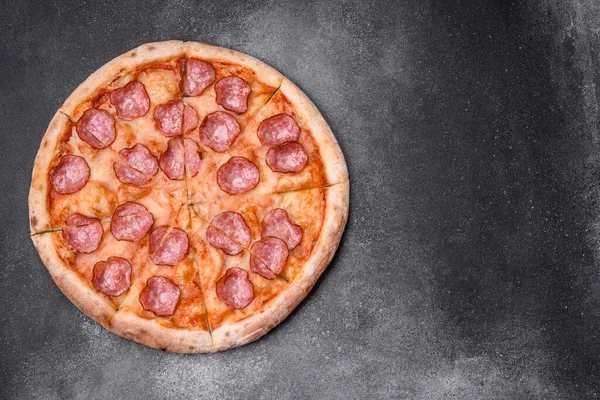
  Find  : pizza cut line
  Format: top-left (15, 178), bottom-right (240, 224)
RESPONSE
top-left (29, 41), bottom-right (349, 353)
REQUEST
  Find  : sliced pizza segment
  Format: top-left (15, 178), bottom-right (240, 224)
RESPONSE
top-left (109, 207), bottom-right (211, 353)
top-left (31, 194), bottom-right (188, 305)
top-left (29, 111), bottom-right (187, 233)
top-left (30, 217), bottom-right (147, 329)
top-left (180, 43), bottom-right (284, 205)
top-left (188, 229), bottom-right (293, 351)
top-left (187, 183), bottom-right (348, 350)
top-left (226, 78), bottom-right (348, 194)
top-left (30, 112), bottom-right (121, 232)
top-left (184, 78), bottom-right (347, 205)
top-left (183, 41), bottom-right (283, 120)
top-left (65, 60), bottom-right (189, 207)
top-left (191, 185), bottom-right (336, 284)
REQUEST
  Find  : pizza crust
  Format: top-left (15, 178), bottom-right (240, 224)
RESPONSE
top-left (289, 182), bottom-right (350, 290)
top-left (109, 310), bottom-right (213, 353)
top-left (211, 182), bottom-right (350, 351)
top-left (29, 111), bottom-right (69, 233)
top-left (60, 40), bottom-right (187, 119)
top-left (31, 234), bottom-right (116, 326)
top-left (185, 42), bottom-right (284, 89)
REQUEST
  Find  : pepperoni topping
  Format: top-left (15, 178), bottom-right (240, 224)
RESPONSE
top-left (158, 138), bottom-right (184, 180)
top-left (266, 142), bottom-right (308, 173)
top-left (110, 81), bottom-right (150, 120)
top-left (250, 237), bottom-right (289, 280)
top-left (113, 144), bottom-right (158, 186)
top-left (76, 108), bottom-right (116, 149)
top-left (206, 212), bottom-right (251, 255)
top-left (49, 155), bottom-right (90, 194)
top-left (158, 138), bottom-right (202, 180)
top-left (215, 76), bottom-right (251, 114)
top-left (184, 138), bottom-right (202, 177)
top-left (110, 202), bottom-right (154, 242)
top-left (257, 114), bottom-right (300, 146)
top-left (179, 58), bottom-right (216, 97)
top-left (92, 257), bottom-right (132, 297)
top-left (261, 209), bottom-right (303, 249)
top-left (139, 276), bottom-right (181, 316)
top-left (149, 226), bottom-right (189, 266)
top-left (199, 111), bottom-right (241, 152)
top-left (62, 214), bottom-right (103, 253)
top-left (216, 268), bottom-right (254, 309)
top-left (183, 104), bottom-right (199, 133)
top-left (153, 100), bottom-right (199, 137)
top-left (217, 157), bottom-right (260, 195)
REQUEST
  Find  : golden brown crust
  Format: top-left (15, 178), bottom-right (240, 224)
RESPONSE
top-left (60, 40), bottom-right (187, 118)
top-left (31, 234), bottom-right (116, 326)
top-left (109, 310), bottom-right (213, 353)
top-left (211, 182), bottom-right (350, 351)
top-left (185, 41), bottom-right (284, 89)
top-left (211, 284), bottom-right (306, 351)
top-left (279, 79), bottom-right (349, 185)
top-left (29, 111), bottom-right (69, 233)
top-left (292, 182), bottom-right (350, 290)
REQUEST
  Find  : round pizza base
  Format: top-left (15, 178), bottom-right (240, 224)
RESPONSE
top-left (29, 41), bottom-right (349, 353)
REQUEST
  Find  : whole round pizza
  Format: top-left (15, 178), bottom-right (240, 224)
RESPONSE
top-left (28, 41), bottom-right (349, 353)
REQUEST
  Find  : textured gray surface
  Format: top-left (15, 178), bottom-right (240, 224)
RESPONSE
top-left (2, 0), bottom-right (600, 398)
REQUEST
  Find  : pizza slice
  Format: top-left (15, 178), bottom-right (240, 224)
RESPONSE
top-left (29, 192), bottom-right (184, 322)
top-left (187, 214), bottom-right (294, 351)
top-left (181, 41), bottom-right (283, 123)
top-left (61, 51), bottom-right (191, 208)
top-left (110, 247), bottom-right (212, 353)
top-left (30, 111), bottom-right (124, 233)
top-left (184, 78), bottom-right (348, 205)
top-left (30, 46), bottom-right (193, 233)
top-left (178, 43), bottom-right (283, 205)
top-left (227, 78), bottom-right (348, 194)
top-left (187, 183), bottom-right (348, 349)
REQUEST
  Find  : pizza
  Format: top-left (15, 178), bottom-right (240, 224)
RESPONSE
top-left (28, 41), bottom-right (349, 353)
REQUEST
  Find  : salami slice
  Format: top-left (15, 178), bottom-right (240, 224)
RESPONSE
top-left (183, 104), bottom-right (199, 133)
top-left (257, 114), bottom-right (300, 146)
top-left (76, 108), bottom-right (116, 149)
top-left (159, 138), bottom-right (184, 180)
top-left (110, 202), bottom-right (154, 242)
top-left (179, 58), bottom-right (216, 97)
top-left (149, 226), bottom-right (189, 266)
top-left (153, 100), bottom-right (199, 137)
top-left (216, 268), bottom-right (254, 309)
top-left (199, 111), bottom-right (241, 152)
top-left (114, 144), bottom-right (158, 186)
top-left (110, 81), bottom-right (150, 120)
top-left (217, 157), bottom-right (260, 195)
top-left (266, 142), bottom-right (308, 173)
top-left (49, 155), bottom-right (90, 194)
top-left (92, 257), bottom-right (132, 297)
top-left (206, 212), bottom-right (251, 255)
top-left (250, 237), bottom-right (289, 280)
top-left (184, 138), bottom-right (202, 177)
top-left (261, 209), bottom-right (303, 249)
top-left (62, 214), bottom-right (103, 253)
top-left (215, 76), bottom-right (251, 114)
top-left (139, 276), bottom-right (181, 316)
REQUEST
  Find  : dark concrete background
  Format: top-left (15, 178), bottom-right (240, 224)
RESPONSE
top-left (2, 0), bottom-right (600, 398)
